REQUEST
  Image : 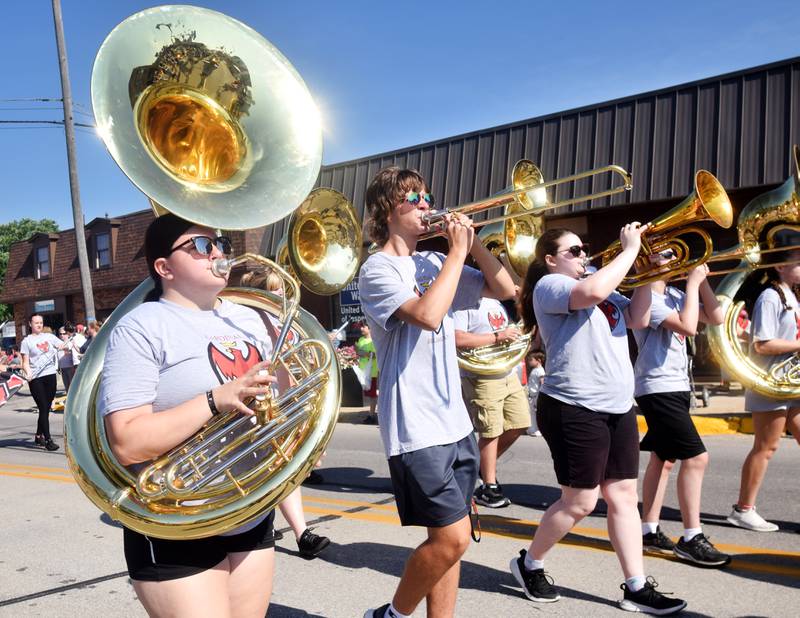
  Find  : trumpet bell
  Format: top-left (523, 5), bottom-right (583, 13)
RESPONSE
top-left (91, 5), bottom-right (322, 230)
top-left (287, 188), bottom-right (363, 295)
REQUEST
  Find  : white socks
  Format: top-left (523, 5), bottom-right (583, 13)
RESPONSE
top-left (683, 527), bottom-right (702, 541)
top-left (642, 521), bottom-right (659, 535)
top-left (625, 575), bottom-right (647, 592)
top-left (385, 603), bottom-right (411, 618)
top-left (524, 553), bottom-right (544, 571)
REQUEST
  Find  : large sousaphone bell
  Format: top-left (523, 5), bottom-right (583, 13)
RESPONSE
top-left (706, 145), bottom-right (800, 399)
top-left (67, 5), bottom-right (350, 539)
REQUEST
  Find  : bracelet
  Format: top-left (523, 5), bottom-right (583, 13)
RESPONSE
top-left (206, 390), bottom-right (220, 416)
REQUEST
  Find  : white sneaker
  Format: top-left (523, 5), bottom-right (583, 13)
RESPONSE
top-left (726, 506), bottom-right (778, 532)
top-left (527, 429), bottom-right (542, 437)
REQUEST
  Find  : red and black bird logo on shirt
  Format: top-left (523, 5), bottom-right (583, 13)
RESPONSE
top-left (597, 300), bottom-right (621, 331)
top-left (488, 310), bottom-right (507, 331)
top-left (208, 340), bottom-right (263, 384)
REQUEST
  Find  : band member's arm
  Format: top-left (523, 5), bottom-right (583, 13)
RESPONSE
top-left (697, 278), bottom-right (724, 325)
top-left (625, 284), bottom-right (652, 329)
top-left (21, 354), bottom-right (30, 380)
top-left (752, 337), bottom-right (800, 355)
top-left (395, 214), bottom-right (475, 331)
top-left (454, 327), bottom-right (519, 349)
top-left (105, 360), bottom-right (276, 465)
top-left (470, 239), bottom-right (516, 300)
top-left (569, 222), bottom-right (648, 310)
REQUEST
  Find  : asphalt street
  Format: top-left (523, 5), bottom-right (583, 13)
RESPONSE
top-left (1, 389), bottom-right (798, 617)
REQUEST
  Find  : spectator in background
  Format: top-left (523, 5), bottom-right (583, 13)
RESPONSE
top-left (57, 324), bottom-right (76, 393)
top-left (355, 322), bottom-right (379, 424)
top-left (79, 320), bottom-right (102, 355)
top-left (525, 351), bottom-right (545, 437)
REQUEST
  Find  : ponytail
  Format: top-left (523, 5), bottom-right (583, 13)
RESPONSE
top-left (519, 228), bottom-right (571, 333)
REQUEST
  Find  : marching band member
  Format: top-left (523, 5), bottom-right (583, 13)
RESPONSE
top-left (21, 314), bottom-right (66, 451)
top-left (239, 268), bottom-right (332, 559)
top-left (360, 167), bottom-right (515, 618)
top-left (99, 214), bottom-right (278, 617)
top-left (515, 226), bottom-right (687, 614)
top-left (454, 297), bottom-right (529, 508)
top-left (633, 253), bottom-right (730, 566)
top-left (728, 228), bottom-right (800, 532)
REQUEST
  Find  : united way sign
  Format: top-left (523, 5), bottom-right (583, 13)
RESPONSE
top-left (339, 277), bottom-right (365, 324)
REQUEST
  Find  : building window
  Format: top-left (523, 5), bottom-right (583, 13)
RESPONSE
top-left (96, 232), bottom-right (111, 268)
top-left (35, 245), bottom-right (50, 278)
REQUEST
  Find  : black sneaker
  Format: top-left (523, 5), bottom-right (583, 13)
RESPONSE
top-left (44, 439), bottom-right (60, 452)
top-left (643, 526), bottom-right (675, 555)
top-left (474, 483), bottom-right (511, 508)
top-left (362, 414), bottom-right (379, 425)
top-left (673, 533), bottom-right (731, 567)
top-left (272, 529), bottom-right (284, 542)
top-left (363, 603), bottom-right (390, 618)
top-left (297, 527), bottom-right (330, 559)
top-left (509, 549), bottom-right (560, 603)
top-left (34, 434), bottom-right (45, 446)
top-left (619, 577), bottom-right (687, 615)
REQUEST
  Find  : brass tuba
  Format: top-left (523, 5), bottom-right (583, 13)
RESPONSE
top-left (706, 146), bottom-right (800, 399)
top-left (66, 5), bottom-right (350, 539)
top-left (457, 324), bottom-right (532, 376)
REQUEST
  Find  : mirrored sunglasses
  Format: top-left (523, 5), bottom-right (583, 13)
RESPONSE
top-left (405, 191), bottom-right (434, 207)
top-left (169, 235), bottom-right (233, 257)
top-left (560, 244), bottom-right (590, 258)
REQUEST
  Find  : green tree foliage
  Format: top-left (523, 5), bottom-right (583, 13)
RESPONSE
top-left (0, 218), bottom-right (60, 322)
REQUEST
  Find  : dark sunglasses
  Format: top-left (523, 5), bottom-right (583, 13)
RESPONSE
top-left (405, 191), bottom-right (435, 207)
top-left (658, 249), bottom-right (676, 260)
top-left (169, 235), bottom-right (233, 257)
top-left (559, 243), bottom-right (590, 258)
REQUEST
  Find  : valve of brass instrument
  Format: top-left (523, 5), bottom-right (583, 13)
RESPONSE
top-left (252, 369), bottom-right (275, 425)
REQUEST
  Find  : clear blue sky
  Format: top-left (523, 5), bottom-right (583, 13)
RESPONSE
top-left (1, 0), bottom-right (798, 229)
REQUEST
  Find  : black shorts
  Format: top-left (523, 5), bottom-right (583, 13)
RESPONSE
top-left (388, 434), bottom-right (479, 527)
top-left (123, 510), bottom-right (276, 582)
top-left (537, 393), bottom-right (640, 489)
top-left (636, 391), bottom-right (706, 462)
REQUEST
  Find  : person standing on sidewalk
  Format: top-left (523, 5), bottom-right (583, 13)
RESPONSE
top-left (355, 322), bottom-right (380, 424)
top-left (729, 229), bottom-right (800, 532)
top-left (454, 297), bottom-right (529, 508)
top-left (20, 315), bottom-right (65, 450)
top-left (633, 254), bottom-right (729, 566)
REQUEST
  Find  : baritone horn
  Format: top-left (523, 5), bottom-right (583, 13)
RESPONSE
top-left (66, 5), bottom-right (346, 540)
top-left (590, 170), bottom-right (733, 289)
top-left (457, 324), bottom-right (532, 376)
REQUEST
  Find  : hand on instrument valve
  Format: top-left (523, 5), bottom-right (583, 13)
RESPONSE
top-left (445, 212), bottom-right (475, 257)
top-left (210, 360), bottom-right (276, 416)
top-left (496, 326), bottom-right (521, 343)
top-left (686, 263), bottom-right (710, 286)
top-left (619, 221), bottom-right (648, 255)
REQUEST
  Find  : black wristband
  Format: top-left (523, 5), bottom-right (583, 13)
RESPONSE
top-left (206, 390), bottom-right (220, 416)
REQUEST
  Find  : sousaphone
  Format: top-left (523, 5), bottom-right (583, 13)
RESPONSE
top-left (66, 5), bottom-right (355, 539)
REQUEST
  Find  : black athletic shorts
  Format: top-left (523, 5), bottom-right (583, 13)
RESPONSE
top-left (388, 433), bottom-right (479, 527)
top-left (636, 391), bottom-right (707, 462)
top-left (537, 393), bottom-right (640, 489)
top-left (123, 510), bottom-right (276, 582)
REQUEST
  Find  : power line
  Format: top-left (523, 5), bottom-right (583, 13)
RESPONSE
top-left (0, 119), bottom-right (95, 128)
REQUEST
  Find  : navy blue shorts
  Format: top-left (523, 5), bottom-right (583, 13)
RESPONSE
top-left (123, 510), bottom-right (276, 582)
top-left (388, 434), bottom-right (479, 527)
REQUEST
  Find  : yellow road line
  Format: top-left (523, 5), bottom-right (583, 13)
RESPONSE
top-left (5, 463), bottom-right (799, 577)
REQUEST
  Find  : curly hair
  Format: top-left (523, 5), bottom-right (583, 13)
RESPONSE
top-left (364, 166), bottom-right (428, 246)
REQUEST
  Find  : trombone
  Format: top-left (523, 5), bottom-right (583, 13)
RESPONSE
top-left (419, 162), bottom-right (632, 240)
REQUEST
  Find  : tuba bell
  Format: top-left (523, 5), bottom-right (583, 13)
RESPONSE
top-left (66, 5), bottom-right (350, 539)
top-left (706, 146), bottom-right (800, 399)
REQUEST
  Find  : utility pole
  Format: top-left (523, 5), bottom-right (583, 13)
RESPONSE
top-left (52, 0), bottom-right (96, 322)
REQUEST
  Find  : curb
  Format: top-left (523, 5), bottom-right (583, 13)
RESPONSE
top-left (637, 414), bottom-right (754, 436)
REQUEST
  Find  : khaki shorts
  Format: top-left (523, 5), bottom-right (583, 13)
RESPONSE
top-left (462, 373), bottom-right (530, 439)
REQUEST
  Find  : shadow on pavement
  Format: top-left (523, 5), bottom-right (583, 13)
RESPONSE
top-left (302, 466), bottom-right (393, 494)
top-left (267, 603), bottom-right (325, 617)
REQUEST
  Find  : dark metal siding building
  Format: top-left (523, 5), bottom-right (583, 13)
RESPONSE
top-left (261, 56), bottom-right (800, 255)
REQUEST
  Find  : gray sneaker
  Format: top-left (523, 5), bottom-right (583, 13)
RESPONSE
top-left (726, 505), bottom-right (778, 532)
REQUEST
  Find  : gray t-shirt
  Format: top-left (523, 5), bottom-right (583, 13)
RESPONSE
top-left (533, 273), bottom-right (633, 414)
top-left (100, 298), bottom-right (272, 416)
top-left (453, 297), bottom-right (511, 378)
top-left (20, 333), bottom-right (62, 379)
top-left (745, 286), bottom-right (800, 411)
top-left (358, 251), bottom-right (484, 456)
top-left (633, 287), bottom-right (690, 397)
top-left (99, 298), bottom-right (274, 535)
